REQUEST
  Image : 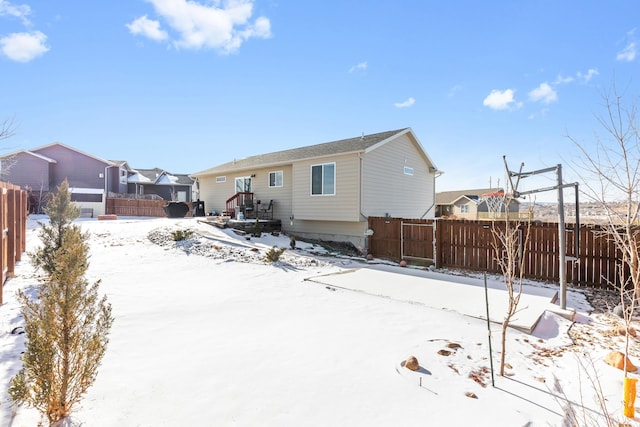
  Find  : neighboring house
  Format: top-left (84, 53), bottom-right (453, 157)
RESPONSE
top-left (126, 167), bottom-right (195, 202)
top-left (0, 143), bottom-right (195, 215)
top-left (191, 128), bottom-right (439, 249)
top-left (0, 143), bottom-right (129, 215)
top-left (435, 188), bottom-right (520, 220)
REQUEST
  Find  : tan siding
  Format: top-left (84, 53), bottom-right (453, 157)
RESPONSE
top-left (198, 165), bottom-right (293, 217)
top-left (249, 165), bottom-right (293, 220)
top-left (362, 133), bottom-right (435, 218)
top-left (291, 153), bottom-right (360, 221)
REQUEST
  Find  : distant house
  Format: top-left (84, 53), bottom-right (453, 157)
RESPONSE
top-left (435, 188), bottom-right (520, 220)
top-left (126, 167), bottom-right (196, 202)
top-left (0, 143), bottom-right (194, 215)
top-left (0, 143), bottom-right (129, 215)
top-left (191, 128), bottom-right (440, 249)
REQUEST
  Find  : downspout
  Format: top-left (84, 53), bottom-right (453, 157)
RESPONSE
top-left (104, 165), bottom-right (109, 215)
top-left (359, 152), bottom-right (364, 220)
top-left (359, 152), bottom-right (370, 253)
top-left (421, 168), bottom-right (443, 219)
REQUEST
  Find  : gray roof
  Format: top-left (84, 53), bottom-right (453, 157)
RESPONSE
top-left (192, 128), bottom-right (414, 176)
top-left (0, 150), bottom-right (57, 163)
top-left (436, 188), bottom-right (504, 205)
top-left (109, 160), bottom-right (133, 170)
top-left (131, 168), bottom-right (194, 186)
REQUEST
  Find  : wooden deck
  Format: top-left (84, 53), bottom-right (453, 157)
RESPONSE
top-left (200, 215), bottom-right (282, 233)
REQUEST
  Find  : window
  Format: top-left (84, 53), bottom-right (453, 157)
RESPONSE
top-left (235, 176), bottom-right (252, 193)
top-left (403, 166), bottom-right (414, 175)
top-left (269, 171), bottom-right (283, 188)
top-left (71, 193), bottom-right (102, 202)
top-left (120, 169), bottom-right (128, 184)
top-left (460, 204), bottom-right (469, 213)
top-left (216, 176), bottom-right (226, 183)
top-left (311, 163), bottom-right (335, 195)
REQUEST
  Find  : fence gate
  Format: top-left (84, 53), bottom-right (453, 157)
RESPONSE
top-left (401, 220), bottom-right (435, 264)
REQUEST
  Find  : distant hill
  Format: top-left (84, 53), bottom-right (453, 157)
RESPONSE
top-left (520, 201), bottom-right (627, 224)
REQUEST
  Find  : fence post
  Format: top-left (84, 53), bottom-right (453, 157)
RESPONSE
top-left (435, 219), bottom-right (443, 269)
top-left (18, 189), bottom-right (26, 257)
top-left (7, 189), bottom-right (16, 278)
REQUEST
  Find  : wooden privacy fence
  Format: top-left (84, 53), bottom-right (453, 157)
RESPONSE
top-left (106, 198), bottom-right (194, 217)
top-left (0, 182), bottom-right (28, 304)
top-left (368, 217), bottom-right (623, 289)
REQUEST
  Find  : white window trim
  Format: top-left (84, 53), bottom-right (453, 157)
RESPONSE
top-left (268, 170), bottom-right (283, 188)
top-left (216, 176), bottom-right (226, 183)
top-left (235, 176), bottom-right (252, 193)
top-left (119, 168), bottom-right (128, 184)
top-left (310, 162), bottom-right (336, 196)
top-left (403, 166), bottom-right (414, 176)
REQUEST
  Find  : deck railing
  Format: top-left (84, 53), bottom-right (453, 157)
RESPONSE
top-left (225, 192), bottom-right (253, 218)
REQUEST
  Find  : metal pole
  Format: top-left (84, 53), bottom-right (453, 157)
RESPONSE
top-left (484, 273), bottom-right (495, 387)
top-left (557, 165), bottom-right (567, 309)
top-left (574, 183), bottom-right (580, 263)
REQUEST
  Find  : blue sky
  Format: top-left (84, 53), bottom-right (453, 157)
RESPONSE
top-left (1, 1), bottom-right (639, 201)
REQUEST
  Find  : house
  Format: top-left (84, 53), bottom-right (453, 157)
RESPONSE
top-left (435, 188), bottom-right (520, 220)
top-left (126, 167), bottom-right (196, 202)
top-left (0, 143), bottom-right (129, 215)
top-left (191, 128), bottom-right (439, 249)
top-left (0, 143), bottom-right (195, 215)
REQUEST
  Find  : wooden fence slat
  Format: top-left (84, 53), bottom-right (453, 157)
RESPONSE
top-left (0, 182), bottom-right (27, 304)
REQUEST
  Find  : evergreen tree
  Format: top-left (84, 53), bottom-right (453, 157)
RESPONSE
top-left (31, 180), bottom-right (80, 276)
top-left (10, 180), bottom-right (113, 426)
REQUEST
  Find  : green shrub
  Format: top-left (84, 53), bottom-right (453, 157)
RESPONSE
top-left (265, 246), bottom-right (286, 263)
top-left (171, 228), bottom-right (194, 241)
top-left (253, 218), bottom-right (261, 238)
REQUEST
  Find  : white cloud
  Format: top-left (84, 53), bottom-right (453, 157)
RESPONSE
top-left (0, 0), bottom-right (31, 25)
top-left (577, 68), bottom-right (598, 82)
top-left (0, 31), bottom-right (48, 62)
top-left (349, 61), bottom-right (367, 73)
top-left (528, 82), bottom-right (558, 104)
top-left (553, 74), bottom-right (574, 85)
top-left (133, 0), bottom-right (272, 53)
top-left (617, 29), bottom-right (637, 62)
top-left (617, 41), bottom-right (636, 62)
top-left (482, 89), bottom-right (520, 111)
top-left (127, 15), bottom-right (168, 41)
top-left (393, 97), bottom-right (415, 108)
top-left (448, 84), bottom-right (463, 97)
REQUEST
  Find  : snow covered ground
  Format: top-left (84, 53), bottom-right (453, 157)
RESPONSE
top-left (0, 215), bottom-right (638, 426)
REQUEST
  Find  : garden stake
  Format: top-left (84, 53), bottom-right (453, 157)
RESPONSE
top-left (623, 377), bottom-right (637, 418)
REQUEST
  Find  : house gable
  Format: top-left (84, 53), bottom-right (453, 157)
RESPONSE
top-left (362, 131), bottom-right (438, 218)
top-left (0, 150), bottom-right (56, 191)
top-left (30, 143), bottom-right (114, 191)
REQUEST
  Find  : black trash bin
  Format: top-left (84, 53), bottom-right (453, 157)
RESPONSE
top-left (164, 202), bottom-right (190, 218)
top-left (193, 200), bottom-right (205, 217)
